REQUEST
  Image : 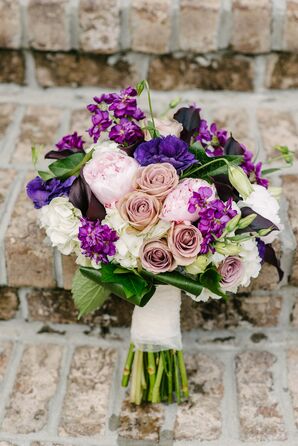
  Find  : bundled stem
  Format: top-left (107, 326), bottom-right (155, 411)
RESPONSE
top-left (121, 344), bottom-right (189, 405)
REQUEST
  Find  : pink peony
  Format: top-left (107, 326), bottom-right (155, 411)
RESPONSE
top-left (83, 150), bottom-right (139, 206)
top-left (218, 256), bottom-right (244, 290)
top-left (140, 239), bottom-right (177, 273)
top-left (133, 163), bottom-right (179, 201)
top-left (168, 222), bottom-right (202, 266)
top-left (160, 178), bottom-right (216, 222)
top-left (117, 191), bottom-right (161, 232)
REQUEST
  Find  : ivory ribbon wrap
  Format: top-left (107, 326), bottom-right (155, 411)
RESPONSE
top-left (131, 285), bottom-right (182, 352)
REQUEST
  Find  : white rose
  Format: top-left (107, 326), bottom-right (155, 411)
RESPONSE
top-left (239, 184), bottom-right (281, 244)
top-left (40, 197), bottom-right (81, 255)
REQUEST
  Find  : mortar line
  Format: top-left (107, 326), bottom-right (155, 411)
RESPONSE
top-left (0, 170), bottom-right (27, 285)
top-left (54, 248), bottom-right (64, 289)
top-left (47, 344), bottom-right (74, 435)
top-left (274, 348), bottom-right (298, 440)
top-left (0, 342), bottom-right (25, 426)
top-left (68, 0), bottom-right (80, 50)
top-left (170, 0), bottom-right (180, 52)
top-left (0, 105), bottom-right (25, 164)
top-left (220, 350), bottom-right (240, 441)
top-left (120, 0), bottom-right (131, 51)
top-left (218, 0), bottom-right (232, 50)
top-left (271, 0), bottom-right (286, 51)
top-left (17, 287), bottom-right (30, 321)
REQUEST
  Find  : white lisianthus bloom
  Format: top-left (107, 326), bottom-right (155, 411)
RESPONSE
top-left (238, 239), bottom-right (262, 287)
top-left (239, 184), bottom-right (281, 244)
top-left (85, 140), bottom-right (120, 154)
top-left (102, 205), bottom-right (145, 268)
top-left (40, 197), bottom-right (81, 255)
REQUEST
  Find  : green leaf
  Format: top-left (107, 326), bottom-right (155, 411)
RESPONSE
top-left (262, 168), bottom-right (281, 175)
top-left (49, 150), bottom-right (93, 180)
top-left (199, 267), bottom-right (226, 298)
top-left (141, 269), bottom-right (203, 297)
top-left (136, 80), bottom-right (146, 96)
top-left (72, 269), bottom-right (110, 318)
top-left (38, 170), bottom-right (55, 181)
top-left (79, 266), bottom-right (155, 307)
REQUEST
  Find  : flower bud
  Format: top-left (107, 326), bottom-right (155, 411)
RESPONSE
top-left (226, 214), bottom-right (241, 232)
top-left (185, 255), bottom-right (210, 274)
top-left (228, 165), bottom-right (253, 199)
top-left (258, 227), bottom-right (273, 236)
top-left (237, 213), bottom-right (257, 229)
top-left (215, 242), bottom-right (241, 256)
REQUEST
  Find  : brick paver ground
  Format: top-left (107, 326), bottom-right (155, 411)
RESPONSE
top-left (0, 85), bottom-right (297, 445)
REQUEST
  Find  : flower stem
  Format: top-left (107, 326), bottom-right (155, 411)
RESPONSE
top-left (147, 351), bottom-right (156, 402)
top-left (144, 80), bottom-right (156, 131)
top-left (121, 343), bottom-right (135, 387)
top-left (152, 353), bottom-right (164, 403)
top-left (135, 350), bottom-right (144, 405)
top-left (173, 351), bottom-right (181, 404)
top-left (177, 351), bottom-right (189, 398)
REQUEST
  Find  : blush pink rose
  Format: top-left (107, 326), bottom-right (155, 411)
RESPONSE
top-left (168, 222), bottom-right (202, 266)
top-left (117, 191), bottom-right (161, 232)
top-left (144, 118), bottom-right (183, 141)
top-left (133, 163), bottom-right (179, 201)
top-left (83, 151), bottom-right (139, 206)
top-left (218, 256), bottom-right (244, 290)
top-left (160, 178), bottom-right (216, 222)
top-left (140, 239), bottom-right (177, 273)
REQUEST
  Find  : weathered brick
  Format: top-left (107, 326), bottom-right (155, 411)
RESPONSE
top-left (257, 108), bottom-right (298, 158)
top-left (148, 55), bottom-right (253, 91)
top-left (5, 174), bottom-right (56, 288)
top-left (0, 0), bottom-right (21, 48)
top-left (12, 105), bottom-right (63, 164)
top-left (236, 351), bottom-right (286, 441)
top-left (179, 0), bottom-right (220, 53)
top-left (240, 263), bottom-right (280, 292)
top-left (181, 293), bottom-right (282, 330)
top-left (0, 104), bottom-right (17, 140)
top-left (31, 443), bottom-right (66, 446)
top-left (69, 109), bottom-right (92, 145)
top-left (0, 442), bottom-right (17, 446)
top-left (26, 288), bottom-right (133, 327)
top-left (79, 0), bottom-right (120, 54)
top-left (131, 0), bottom-right (171, 54)
top-left (0, 169), bottom-right (16, 219)
top-left (266, 54), bottom-right (298, 89)
top-left (27, 0), bottom-right (70, 51)
top-left (283, 0), bottom-right (298, 52)
top-left (59, 346), bottom-right (117, 437)
top-left (0, 50), bottom-right (25, 84)
top-left (287, 348), bottom-right (298, 427)
top-left (61, 255), bottom-right (77, 290)
top-left (34, 52), bottom-right (138, 88)
top-left (174, 353), bottom-right (224, 441)
top-left (2, 344), bottom-right (63, 434)
top-left (0, 288), bottom-right (19, 320)
top-left (0, 342), bottom-right (13, 384)
top-left (211, 107), bottom-right (254, 150)
top-left (118, 400), bottom-right (164, 442)
top-left (231, 0), bottom-right (272, 53)
top-left (283, 175), bottom-right (298, 285)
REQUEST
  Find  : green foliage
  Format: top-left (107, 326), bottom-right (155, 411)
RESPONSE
top-left (49, 150), bottom-right (93, 180)
top-left (80, 264), bottom-right (156, 307)
top-left (136, 80), bottom-right (146, 96)
top-left (141, 269), bottom-right (203, 297)
top-left (37, 170), bottom-right (55, 181)
top-left (31, 145), bottom-right (44, 168)
top-left (199, 267), bottom-right (226, 298)
top-left (72, 269), bottom-right (110, 318)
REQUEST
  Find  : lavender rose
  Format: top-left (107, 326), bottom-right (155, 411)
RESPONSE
top-left (140, 239), bottom-right (177, 273)
top-left (168, 223), bottom-right (202, 266)
top-left (134, 135), bottom-right (196, 173)
top-left (133, 163), bottom-right (179, 201)
top-left (218, 256), bottom-right (244, 291)
top-left (117, 191), bottom-right (161, 232)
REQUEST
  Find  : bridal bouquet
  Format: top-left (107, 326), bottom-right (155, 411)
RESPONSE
top-left (27, 81), bottom-right (285, 405)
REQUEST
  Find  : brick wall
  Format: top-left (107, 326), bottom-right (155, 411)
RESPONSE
top-left (0, 0), bottom-right (298, 91)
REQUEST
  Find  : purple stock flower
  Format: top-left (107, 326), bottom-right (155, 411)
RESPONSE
top-left (88, 110), bottom-right (112, 142)
top-left (108, 87), bottom-right (145, 120)
top-left (241, 146), bottom-right (269, 188)
top-left (109, 118), bottom-right (143, 145)
top-left (56, 132), bottom-right (85, 151)
top-left (78, 218), bottom-right (118, 264)
top-left (26, 176), bottom-right (76, 209)
top-left (134, 135), bottom-right (197, 173)
top-left (188, 186), bottom-right (237, 253)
